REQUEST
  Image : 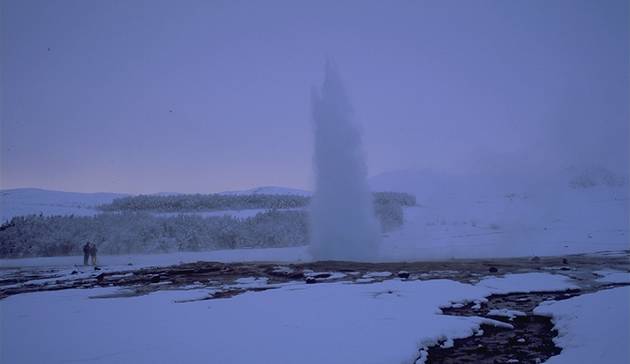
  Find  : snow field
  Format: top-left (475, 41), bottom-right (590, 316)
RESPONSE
top-left (1, 273), bottom-right (579, 364)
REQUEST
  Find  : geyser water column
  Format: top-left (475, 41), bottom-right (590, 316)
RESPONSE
top-left (309, 63), bottom-right (381, 261)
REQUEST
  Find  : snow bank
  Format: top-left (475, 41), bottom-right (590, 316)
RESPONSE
top-left (534, 286), bottom-right (630, 363)
top-left (476, 273), bottom-right (579, 293)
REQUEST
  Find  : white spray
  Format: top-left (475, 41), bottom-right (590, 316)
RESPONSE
top-left (309, 63), bottom-right (381, 261)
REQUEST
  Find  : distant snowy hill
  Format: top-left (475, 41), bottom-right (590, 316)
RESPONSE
top-left (220, 186), bottom-right (311, 196)
top-left (0, 188), bottom-right (127, 222)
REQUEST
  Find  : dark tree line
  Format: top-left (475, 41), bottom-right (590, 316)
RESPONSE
top-left (99, 194), bottom-right (310, 212)
top-left (1, 192), bottom-right (415, 258)
top-left (0, 210), bottom-right (308, 258)
top-left (99, 192), bottom-right (416, 212)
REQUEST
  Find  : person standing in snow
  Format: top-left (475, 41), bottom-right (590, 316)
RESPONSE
top-left (83, 242), bottom-right (91, 265)
top-left (89, 243), bottom-right (98, 266)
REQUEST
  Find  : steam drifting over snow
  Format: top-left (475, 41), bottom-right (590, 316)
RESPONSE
top-left (309, 63), bottom-right (380, 261)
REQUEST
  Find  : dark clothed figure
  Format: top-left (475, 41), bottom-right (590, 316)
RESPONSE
top-left (83, 242), bottom-right (91, 265)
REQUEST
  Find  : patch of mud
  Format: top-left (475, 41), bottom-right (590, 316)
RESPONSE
top-left (0, 251), bottom-right (628, 301)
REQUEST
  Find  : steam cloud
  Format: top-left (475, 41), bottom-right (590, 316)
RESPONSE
top-left (309, 63), bottom-right (381, 261)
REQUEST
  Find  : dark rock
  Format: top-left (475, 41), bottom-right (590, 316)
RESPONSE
top-left (313, 273), bottom-right (331, 279)
top-left (562, 258), bottom-right (568, 265)
top-left (288, 272), bottom-right (305, 279)
top-left (489, 267), bottom-right (498, 273)
top-left (211, 290), bottom-right (239, 299)
top-left (398, 271), bottom-right (410, 279)
top-left (96, 273), bottom-right (105, 282)
top-left (94, 266), bottom-right (101, 271)
top-left (194, 266), bottom-right (223, 274)
top-left (127, 263), bottom-right (133, 266)
top-left (151, 275), bottom-right (161, 283)
top-left (71, 270), bottom-right (78, 275)
top-left (305, 277), bottom-right (317, 284)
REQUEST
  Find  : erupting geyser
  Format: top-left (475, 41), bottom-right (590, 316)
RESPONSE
top-left (309, 63), bottom-right (381, 261)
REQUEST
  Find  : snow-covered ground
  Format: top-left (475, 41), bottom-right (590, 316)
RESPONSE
top-left (380, 202), bottom-right (628, 260)
top-left (535, 286), bottom-right (630, 364)
top-left (374, 168), bottom-right (629, 260)
top-left (0, 247), bottom-right (310, 269)
top-left (1, 272), bottom-right (581, 364)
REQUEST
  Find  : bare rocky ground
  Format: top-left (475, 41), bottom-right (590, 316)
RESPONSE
top-left (1, 250), bottom-right (628, 363)
top-left (1, 251), bottom-right (628, 299)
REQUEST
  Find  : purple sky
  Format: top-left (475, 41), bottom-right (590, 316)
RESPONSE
top-left (1, 0), bottom-right (628, 194)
